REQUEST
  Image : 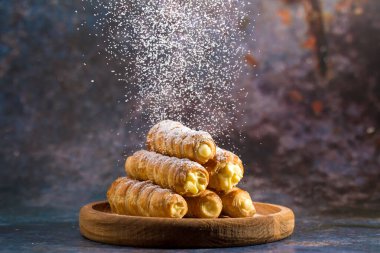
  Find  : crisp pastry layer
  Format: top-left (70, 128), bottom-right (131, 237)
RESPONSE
top-left (146, 120), bottom-right (216, 164)
top-left (107, 177), bottom-right (188, 218)
top-left (218, 187), bottom-right (256, 218)
top-left (184, 189), bottom-right (222, 218)
top-left (204, 148), bottom-right (244, 192)
top-left (125, 150), bottom-right (209, 196)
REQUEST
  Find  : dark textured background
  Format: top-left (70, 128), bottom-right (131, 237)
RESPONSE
top-left (0, 0), bottom-right (379, 252)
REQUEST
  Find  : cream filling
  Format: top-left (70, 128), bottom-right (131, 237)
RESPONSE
top-left (200, 200), bottom-right (220, 218)
top-left (170, 202), bottom-right (187, 218)
top-left (184, 171), bottom-right (207, 195)
top-left (197, 144), bottom-right (212, 159)
top-left (217, 163), bottom-right (243, 191)
top-left (238, 197), bottom-right (255, 216)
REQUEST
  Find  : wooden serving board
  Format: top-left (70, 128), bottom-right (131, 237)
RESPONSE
top-left (79, 201), bottom-right (295, 248)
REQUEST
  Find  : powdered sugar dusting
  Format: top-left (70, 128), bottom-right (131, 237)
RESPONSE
top-left (147, 120), bottom-right (215, 163)
top-left (83, 0), bottom-right (252, 146)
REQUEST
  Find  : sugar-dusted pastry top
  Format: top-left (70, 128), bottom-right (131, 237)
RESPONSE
top-left (204, 148), bottom-right (244, 192)
top-left (218, 187), bottom-right (256, 218)
top-left (107, 177), bottom-right (188, 218)
top-left (146, 120), bottom-right (216, 164)
top-left (125, 150), bottom-right (209, 197)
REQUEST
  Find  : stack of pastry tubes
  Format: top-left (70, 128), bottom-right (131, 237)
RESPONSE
top-left (107, 120), bottom-right (256, 219)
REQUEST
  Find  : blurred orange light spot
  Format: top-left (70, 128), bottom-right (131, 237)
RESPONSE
top-left (311, 100), bottom-right (323, 116)
top-left (245, 53), bottom-right (258, 68)
top-left (302, 35), bottom-right (316, 50)
top-left (277, 9), bottom-right (292, 25)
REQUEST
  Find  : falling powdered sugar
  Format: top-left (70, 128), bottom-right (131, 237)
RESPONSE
top-left (84, 0), bottom-right (251, 142)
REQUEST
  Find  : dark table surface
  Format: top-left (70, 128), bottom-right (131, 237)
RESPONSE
top-left (1, 204), bottom-right (379, 253)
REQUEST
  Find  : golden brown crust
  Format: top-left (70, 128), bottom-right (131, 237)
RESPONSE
top-left (185, 190), bottom-right (222, 218)
top-left (204, 148), bottom-right (244, 192)
top-left (106, 177), bottom-right (188, 218)
top-left (146, 120), bottom-right (216, 164)
top-left (107, 177), bottom-right (126, 213)
top-left (218, 187), bottom-right (256, 218)
top-left (125, 150), bottom-right (209, 196)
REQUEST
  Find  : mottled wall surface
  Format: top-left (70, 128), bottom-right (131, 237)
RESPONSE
top-left (240, 0), bottom-right (380, 213)
top-left (0, 0), bottom-right (379, 214)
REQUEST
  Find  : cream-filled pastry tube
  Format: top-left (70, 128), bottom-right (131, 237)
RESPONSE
top-left (125, 150), bottom-right (209, 196)
top-left (107, 177), bottom-right (188, 218)
top-left (146, 120), bottom-right (216, 164)
top-left (184, 190), bottom-right (222, 218)
top-left (204, 148), bottom-right (244, 192)
top-left (218, 187), bottom-right (256, 218)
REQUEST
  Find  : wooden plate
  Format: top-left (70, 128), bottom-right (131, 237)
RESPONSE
top-left (79, 201), bottom-right (295, 248)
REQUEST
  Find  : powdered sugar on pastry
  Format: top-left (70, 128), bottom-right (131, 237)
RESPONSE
top-left (125, 150), bottom-right (209, 196)
top-left (146, 120), bottom-right (216, 164)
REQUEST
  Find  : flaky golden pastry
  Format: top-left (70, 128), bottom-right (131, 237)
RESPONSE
top-left (146, 120), bottom-right (216, 164)
top-left (107, 177), bottom-right (188, 218)
top-left (125, 150), bottom-right (209, 196)
top-left (218, 187), bottom-right (256, 218)
top-left (184, 189), bottom-right (222, 218)
top-left (204, 148), bottom-right (244, 192)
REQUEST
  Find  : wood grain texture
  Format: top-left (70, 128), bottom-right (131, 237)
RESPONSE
top-left (79, 201), bottom-right (295, 248)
